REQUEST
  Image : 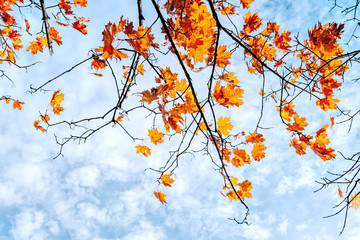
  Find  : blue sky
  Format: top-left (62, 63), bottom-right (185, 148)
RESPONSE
top-left (1, 0), bottom-right (360, 239)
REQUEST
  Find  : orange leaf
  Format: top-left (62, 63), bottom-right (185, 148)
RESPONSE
top-left (137, 64), bottom-right (145, 75)
top-left (350, 192), bottom-right (360, 210)
top-left (135, 145), bottom-right (151, 157)
top-left (50, 90), bottom-right (64, 115)
top-left (216, 45), bottom-right (232, 68)
top-left (72, 21), bottom-right (87, 35)
top-left (338, 186), bottom-right (343, 198)
top-left (41, 114), bottom-right (50, 123)
top-left (12, 100), bottom-right (24, 110)
top-left (330, 116), bottom-right (335, 129)
top-left (217, 116), bottom-right (233, 136)
top-left (73, 0), bottom-right (87, 7)
top-left (34, 120), bottom-right (46, 132)
top-left (148, 128), bottom-right (165, 145)
top-left (161, 174), bottom-right (174, 187)
top-left (25, 19), bottom-right (31, 35)
top-left (154, 191), bottom-right (167, 204)
top-left (115, 115), bottom-right (124, 122)
top-left (251, 143), bottom-right (266, 161)
top-left (240, 0), bottom-right (254, 9)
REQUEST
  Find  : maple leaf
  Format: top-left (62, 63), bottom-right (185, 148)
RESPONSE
top-left (350, 192), bottom-right (360, 210)
top-left (286, 115), bottom-right (308, 132)
top-left (12, 100), bottom-right (24, 110)
top-left (137, 64), bottom-right (145, 75)
top-left (24, 19), bottom-right (32, 35)
top-left (231, 148), bottom-right (251, 167)
top-left (274, 31), bottom-right (291, 51)
top-left (50, 90), bottom-right (64, 115)
top-left (91, 57), bottom-right (107, 70)
top-left (41, 114), bottom-right (50, 123)
top-left (51, 90), bottom-right (64, 107)
top-left (289, 138), bottom-right (307, 155)
top-left (5, 98), bottom-right (10, 104)
top-left (213, 81), bottom-right (244, 108)
top-left (115, 115), bottom-right (124, 122)
top-left (240, 0), bottom-right (254, 9)
top-left (49, 27), bottom-right (62, 46)
top-left (58, 0), bottom-right (73, 15)
top-left (34, 120), bottom-right (46, 132)
top-left (330, 116), bottom-right (335, 128)
top-left (135, 145), bottom-right (151, 157)
top-left (154, 191), bottom-right (167, 204)
top-left (161, 174), bottom-right (174, 187)
top-left (251, 143), bottom-right (266, 161)
top-left (243, 11), bottom-right (262, 34)
top-left (26, 39), bottom-right (44, 55)
top-left (148, 128), bottom-right (165, 145)
top-left (216, 45), bottom-right (232, 68)
top-left (72, 21), bottom-right (87, 35)
top-left (338, 186), bottom-right (343, 198)
top-left (140, 85), bottom-right (168, 104)
top-left (217, 116), bottom-right (233, 136)
top-left (245, 131), bottom-right (265, 144)
top-left (316, 96), bottom-right (340, 111)
top-left (73, 0), bottom-right (87, 7)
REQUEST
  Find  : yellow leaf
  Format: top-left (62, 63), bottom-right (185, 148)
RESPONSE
top-left (148, 128), bottom-right (165, 145)
top-left (351, 192), bottom-right (360, 210)
top-left (154, 191), bottom-right (167, 204)
top-left (161, 174), bottom-right (174, 187)
top-left (217, 116), bottom-right (233, 136)
top-left (135, 145), bottom-right (151, 157)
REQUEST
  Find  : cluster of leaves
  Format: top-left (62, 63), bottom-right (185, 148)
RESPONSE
top-left (2, 0), bottom-right (360, 232)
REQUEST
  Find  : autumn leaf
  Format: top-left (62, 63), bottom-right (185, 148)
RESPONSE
top-left (41, 114), bottom-right (50, 123)
top-left (135, 145), bottom-right (151, 157)
top-left (24, 19), bottom-right (31, 35)
top-left (148, 128), bottom-right (165, 145)
top-left (73, 21), bottom-right (87, 35)
top-left (49, 27), bottom-right (62, 46)
top-left (231, 148), bottom-right (251, 167)
top-left (338, 186), bottom-right (343, 198)
top-left (330, 116), bottom-right (335, 129)
top-left (243, 11), bottom-right (262, 34)
top-left (161, 174), bottom-right (174, 187)
top-left (115, 115), bottom-right (124, 122)
top-left (91, 57), bottom-right (107, 70)
top-left (217, 116), bottom-right (233, 136)
top-left (50, 90), bottom-right (64, 115)
top-left (12, 100), bottom-right (24, 110)
top-left (50, 90), bottom-right (64, 107)
top-left (350, 192), bottom-right (360, 210)
top-left (137, 64), bottom-right (145, 75)
top-left (34, 120), bottom-right (46, 132)
top-left (73, 0), bottom-right (87, 7)
top-left (216, 45), bottom-right (232, 68)
top-left (240, 0), bottom-right (254, 9)
top-left (251, 143), bottom-right (266, 161)
top-left (154, 191), bottom-right (167, 204)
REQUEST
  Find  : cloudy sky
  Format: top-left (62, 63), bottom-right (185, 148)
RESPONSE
top-left (1, 0), bottom-right (360, 239)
